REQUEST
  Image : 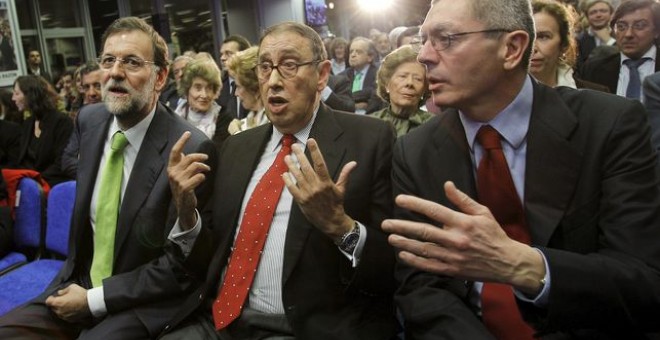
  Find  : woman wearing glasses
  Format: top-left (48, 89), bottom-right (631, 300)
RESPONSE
top-left (174, 54), bottom-right (222, 139)
top-left (369, 45), bottom-right (432, 137)
top-left (227, 47), bottom-right (269, 135)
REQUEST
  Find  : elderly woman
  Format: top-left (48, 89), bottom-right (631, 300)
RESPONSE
top-left (175, 54), bottom-right (222, 139)
top-left (227, 47), bottom-right (269, 135)
top-left (12, 75), bottom-right (73, 186)
top-left (369, 45), bottom-right (432, 137)
top-left (531, 0), bottom-right (609, 91)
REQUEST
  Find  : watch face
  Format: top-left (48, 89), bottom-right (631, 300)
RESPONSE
top-left (341, 232), bottom-right (359, 253)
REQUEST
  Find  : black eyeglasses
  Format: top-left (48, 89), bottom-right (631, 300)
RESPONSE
top-left (97, 55), bottom-right (156, 72)
top-left (410, 29), bottom-right (512, 53)
top-left (255, 60), bottom-right (320, 80)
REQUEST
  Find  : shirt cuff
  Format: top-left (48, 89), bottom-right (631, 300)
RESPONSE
top-left (321, 86), bottom-right (333, 101)
top-left (338, 222), bottom-right (367, 267)
top-left (167, 209), bottom-right (202, 257)
top-left (513, 248), bottom-right (551, 307)
top-left (87, 286), bottom-right (107, 318)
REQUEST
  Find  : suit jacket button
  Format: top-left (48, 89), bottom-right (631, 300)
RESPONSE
top-left (199, 293), bottom-right (204, 301)
top-left (164, 325), bottom-right (170, 331)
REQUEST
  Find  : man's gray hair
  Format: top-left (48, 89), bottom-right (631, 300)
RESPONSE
top-left (432, 0), bottom-right (535, 70)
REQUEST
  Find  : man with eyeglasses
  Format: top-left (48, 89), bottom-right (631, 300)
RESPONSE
top-left (0, 17), bottom-right (216, 338)
top-left (383, 0), bottom-right (660, 338)
top-left (161, 21), bottom-right (398, 339)
top-left (581, 0), bottom-right (660, 99)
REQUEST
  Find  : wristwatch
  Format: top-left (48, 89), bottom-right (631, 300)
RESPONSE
top-left (337, 222), bottom-right (360, 254)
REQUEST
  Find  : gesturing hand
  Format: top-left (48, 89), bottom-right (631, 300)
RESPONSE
top-left (382, 181), bottom-right (545, 294)
top-left (282, 138), bottom-right (356, 242)
top-left (167, 131), bottom-right (210, 230)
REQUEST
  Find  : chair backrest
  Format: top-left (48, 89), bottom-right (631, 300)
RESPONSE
top-left (13, 178), bottom-right (45, 252)
top-left (45, 181), bottom-right (76, 257)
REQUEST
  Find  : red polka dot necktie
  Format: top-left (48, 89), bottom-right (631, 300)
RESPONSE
top-left (212, 134), bottom-right (295, 330)
top-left (476, 125), bottom-right (536, 339)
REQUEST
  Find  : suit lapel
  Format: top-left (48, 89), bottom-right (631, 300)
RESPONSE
top-left (525, 83), bottom-right (582, 246)
top-left (114, 107), bottom-right (168, 258)
top-left (282, 105), bottom-right (346, 285)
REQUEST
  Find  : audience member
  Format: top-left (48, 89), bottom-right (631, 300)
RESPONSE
top-left (0, 89), bottom-right (21, 124)
top-left (374, 32), bottom-right (392, 62)
top-left (217, 35), bottom-right (251, 119)
top-left (227, 47), bottom-right (268, 135)
top-left (531, 0), bottom-right (610, 90)
top-left (61, 61), bottom-right (104, 179)
top-left (342, 37), bottom-right (379, 114)
top-left (175, 56), bottom-right (223, 139)
top-left (162, 21), bottom-right (397, 339)
top-left (576, 0), bottom-right (616, 71)
top-left (397, 26), bottom-right (420, 48)
top-left (329, 37), bottom-right (348, 75)
top-left (12, 75), bottom-right (73, 187)
top-left (370, 45), bottom-right (432, 137)
top-left (25, 50), bottom-right (51, 83)
top-left (56, 71), bottom-right (78, 113)
top-left (384, 0), bottom-right (660, 338)
top-left (159, 54), bottom-right (194, 109)
top-left (0, 16), bottom-right (216, 338)
top-left (581, 0), bottom-right (660, 98)
top-left (0, 118), bottom-right (20, 168)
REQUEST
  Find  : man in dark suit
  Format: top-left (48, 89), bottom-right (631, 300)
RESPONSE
top-left (643, 71), bottom-right (660, 168)
top-left (341, 37), bottom-right (381, 114)
top-left (581, 0), bottom-right (660, 98)
top-left (0, 17), bottom-right (215, 339)
top-left (163, 21), bottom-right (397, 339)
top-left (217, 35), bottom-right (251, 119)
top-left (383, 0), bottom-right (660, 338)
top-left (25, 50), bottom-right (51, 84)
top-left (322, 73), bottom-right (355, 112)
top-left (159, 54), bottom-right (193, 109)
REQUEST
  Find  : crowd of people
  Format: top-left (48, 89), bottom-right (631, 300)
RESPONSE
top-left (0, 0), bottom-right (659, 338)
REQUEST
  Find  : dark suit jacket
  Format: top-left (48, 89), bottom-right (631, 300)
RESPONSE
top-left (217, 73), bottom-right (248, 119)
top-left (642, 72), bottom-right (660, 169)
top-left (325, 73), bottom-right (355, 112)
top-left (393, 82), bottom-right (660, 339)
top-left (581, 51), bottom-right (660, 93)
top-left (16, 110), bottom-right (73, 186)
top-left (38, 102), bottom-right (216, 337)
top-left (162, 104), bottom-right (398, 339)
top-left (0, 120), bottom-right (21, 168)
top-left (342, 64), bottom-right (377, 104)
top-left (158, 80), bottom-right (180, 109)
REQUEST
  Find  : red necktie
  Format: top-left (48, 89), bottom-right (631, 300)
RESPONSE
top-left (212, 134), bottom-right (295, 330)
top-left (476, 125), bottom-right (536, 339)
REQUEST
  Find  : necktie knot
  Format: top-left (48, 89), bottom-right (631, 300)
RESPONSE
top-left (624, 57), bottom-right (650, 70)
top-left (476, 125), bottom-right (502, 150)
top-left (111, 131), bottom-right (128, 152)
top-left (281, 134), bottom-right (295, 148)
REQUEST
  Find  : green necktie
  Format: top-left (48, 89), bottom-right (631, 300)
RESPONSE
top-left (90, 131), bottom-right (129, 287)
top-left (352, 72), bottom-right (363, 92)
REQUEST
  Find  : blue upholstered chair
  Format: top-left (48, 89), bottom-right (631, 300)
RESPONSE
top-left (0, 180), bottom-right (75, 316)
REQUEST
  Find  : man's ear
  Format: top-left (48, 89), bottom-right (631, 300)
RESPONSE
top-left (154, 66), bottom-right (169, 92)
top-left (501, 31), bottom-right (530, 71)
top-left (317, 59), bottom-right (332, 92)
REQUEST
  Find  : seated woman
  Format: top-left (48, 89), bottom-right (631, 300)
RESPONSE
top-left (227, 47), bottom-right (269, 135)
top-left (369, 45), bottom-right (432, 137)
top-left (12, 75), bottom-right (73, 187)
top-left (175, 54), bottom-right (222, 139)
top-left (531, 0), bottom-right (609, 91)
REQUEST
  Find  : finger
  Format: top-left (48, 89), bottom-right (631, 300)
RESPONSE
top-left (175, 153), bottom-right (209, 172)
top-left (382, 218), bottom-right (451, 245)
top-left (291, 143), bottom-right (316, 183)
top-left (169, 131), bottom-right (191, 166)
top-left (180, 173), bottom-right (207, 192)
top-left (397, 250), bottom-right (457, 276)
top-left (284, 154), bottom-right (307, 189)
top-left (335, 161), bottom-right (357, 192)
top-left (283, 172), bottom-right (302, 199)
top-left (306, 139), bottom-right (331, 182)
top-left (444, 181), bottom-right (492, 218)
top-left (394, 194), bottom-right (464, 228)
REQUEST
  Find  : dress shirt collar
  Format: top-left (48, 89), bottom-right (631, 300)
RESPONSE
top-left (110, 105), bottom-right (156, 150)
top-left (460, 76), bottom-right (533, 151)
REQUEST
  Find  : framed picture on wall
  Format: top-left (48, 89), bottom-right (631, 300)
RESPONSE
top-left (305, 0), bottom-right (327, 27)
top-left (0, 0), bottom-right (23, 87)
